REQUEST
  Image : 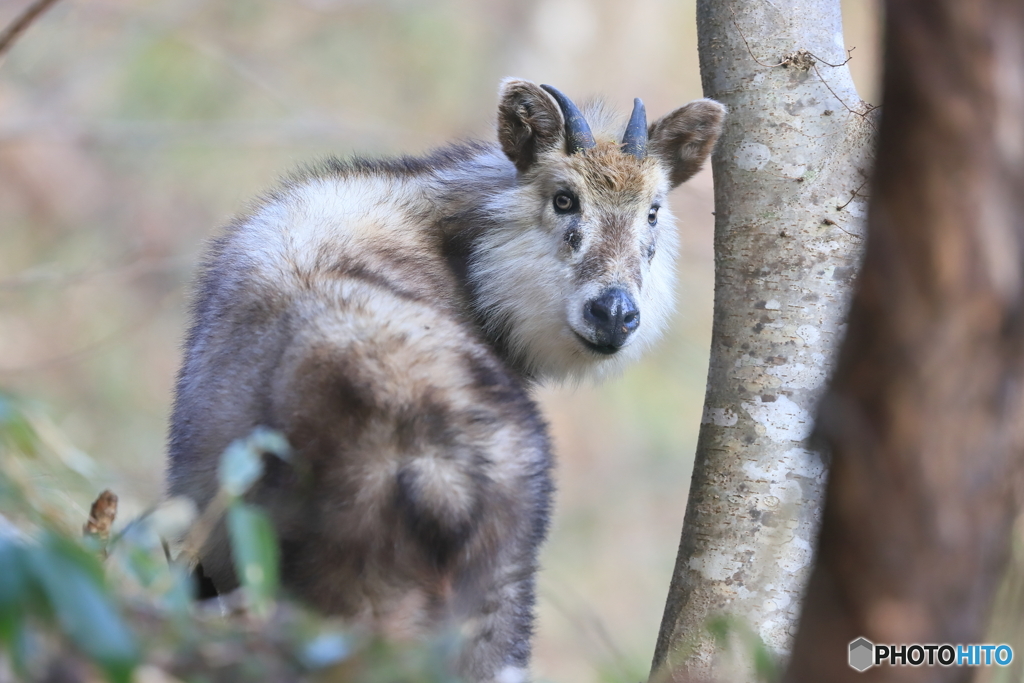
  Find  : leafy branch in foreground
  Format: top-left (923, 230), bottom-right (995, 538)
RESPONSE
top-left (0, 391), bottom-right (465, 683)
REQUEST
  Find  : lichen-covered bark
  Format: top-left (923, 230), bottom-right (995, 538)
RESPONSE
top-left (652, 1), bottom-right (875, 679)
top-left (784, 1), bottom-right (1024, 681)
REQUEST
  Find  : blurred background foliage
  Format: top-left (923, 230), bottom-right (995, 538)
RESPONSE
top-left (0, 0), bottom-right (880, 680)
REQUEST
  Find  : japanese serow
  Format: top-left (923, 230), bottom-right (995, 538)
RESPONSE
top-left (168, 79), bottom-right (724, 682)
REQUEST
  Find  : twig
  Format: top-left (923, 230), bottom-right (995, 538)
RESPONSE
top-left (823, 217), bottom-right (864, 241)
top-left (183, 35), bottom-right (299, 114)
top-left (837, 178), bottom-right (871, 211)
top-left (0, 0), bottom-right (62, 59)
top-left (833, 223), bottom-right (863, 240)
top-left (175, 490), bottom-right (232, 570)
top-left (811, 62), bottom-right (878, 131)
top-left (729, 8), bottom-right (785, 67)
top-left (729, 6), bottom-right (854, 70)
top-left (809, 47), bottom-right (855, 68)
top-left (0, 289), bottom-right (174, 375)
top-left (539, 579), bottom-right (633, 681)
top-left (0, 254), bottom-right (186, 291)
top-left (727, 6), bottom-right (880, 131)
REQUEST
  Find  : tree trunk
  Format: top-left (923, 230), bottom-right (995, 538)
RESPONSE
top-left (652, 1), bottom-right (875, 680)
top-left (784, 1), bottom-right (1024, 681)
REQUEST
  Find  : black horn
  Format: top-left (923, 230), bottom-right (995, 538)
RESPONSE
top-left (541, 84), bottom-right (596, 155)
top-left (621, 98), bottom-right (648, 159)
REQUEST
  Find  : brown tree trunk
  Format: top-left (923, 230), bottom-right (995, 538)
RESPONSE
top-left (785, 1), bottom-right (1024, 682)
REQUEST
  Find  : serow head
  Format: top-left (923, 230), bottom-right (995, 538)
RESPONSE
top-left (480, 79), bottom-right (726, 381)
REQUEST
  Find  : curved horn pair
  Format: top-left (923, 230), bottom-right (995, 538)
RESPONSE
top-left (540, 85), bottom-right (648, 159)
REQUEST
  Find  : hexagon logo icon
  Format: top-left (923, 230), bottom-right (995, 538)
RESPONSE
top-left (849, 637), bottom-right (875, 672)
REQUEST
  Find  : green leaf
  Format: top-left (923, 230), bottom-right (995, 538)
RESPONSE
top-left (124, 544), bottom-right (165, 589)
top-left (226, 503), bottom-right (279, 614)
top-left (159, 563), bottom-right (195, 617)
top-left (704, 614), bottom-right (778, 683)
top-left (0, 537), bottom-right (28, 612)
top-left (299, 630), bottom-right (351, 669)
top-left (1, 615), bottom-right (31, 679)
top-left (0, 394), bottom-right (37, 456)
top-left (25, 534), bottom-right (139, 682)
top-left (752, 641), bottom-right (779, 682)
top-left (706, 614), bottom-right (732, 643)
top-left (245, 426), bottom-right (291, 462)
top-left (218, 426), bottom-right (290, 498)
top-left (219, 440), bottom-right (264, 498)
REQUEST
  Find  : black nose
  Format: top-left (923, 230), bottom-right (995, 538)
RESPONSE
top-left (583, 287), bottom-right (640, 349)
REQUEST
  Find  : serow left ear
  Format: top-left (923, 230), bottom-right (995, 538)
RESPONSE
top-left (648, 99), bottom-right (726, 188)
top-left (496, 79), bottom-right (564, 174)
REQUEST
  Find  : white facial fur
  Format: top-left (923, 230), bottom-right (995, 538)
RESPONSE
top-left (468, 142), bottom-right (679, 384)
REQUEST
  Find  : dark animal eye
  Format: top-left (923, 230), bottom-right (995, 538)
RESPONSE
top-left (648, 206), bottom-right (659, 225)
top-left (553, 191), bottom-right (578, 214)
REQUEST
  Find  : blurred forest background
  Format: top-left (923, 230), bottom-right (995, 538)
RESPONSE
top-left (0, 1), bottom-right (880, 680)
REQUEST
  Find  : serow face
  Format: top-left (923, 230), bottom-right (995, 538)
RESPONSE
top-left (539, 144), bottom-right (667, 360)
top-left (489, 79), bottom-right (725, 381)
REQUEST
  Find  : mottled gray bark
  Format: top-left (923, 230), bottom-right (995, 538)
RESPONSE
top-left (652, 1), bottom-right (876, 680)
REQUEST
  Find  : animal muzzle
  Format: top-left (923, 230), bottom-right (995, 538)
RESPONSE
top-left (582, 287), bottom-right (640, 353)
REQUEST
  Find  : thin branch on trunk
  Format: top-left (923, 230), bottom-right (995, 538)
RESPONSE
top-left (0, 0), bottom-right (63, 59)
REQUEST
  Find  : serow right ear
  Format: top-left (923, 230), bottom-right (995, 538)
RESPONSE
top-left (648, 99), bottom-right (726, 188)
top-left (497, 79), bottom-right (563, 174)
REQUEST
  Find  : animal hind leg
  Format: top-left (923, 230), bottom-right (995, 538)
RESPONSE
top-left (454, 566), bottom-right (538, 683)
